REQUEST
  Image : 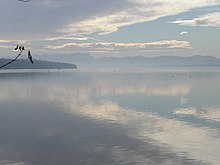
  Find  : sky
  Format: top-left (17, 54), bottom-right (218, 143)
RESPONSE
top-left (0, 0), bottom-right (220, 58)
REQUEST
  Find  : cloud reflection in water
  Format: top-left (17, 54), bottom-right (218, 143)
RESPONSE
top-left (1, 70), bottom-right (220, 165)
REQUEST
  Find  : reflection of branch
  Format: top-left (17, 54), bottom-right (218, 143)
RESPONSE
top-left (0, 50), bottom-right (23, 69)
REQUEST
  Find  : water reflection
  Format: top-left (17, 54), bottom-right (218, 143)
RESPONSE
top-left (174, 106), bottom-right (220, 122)
top-left (0, 69), bottom-right (220, 165)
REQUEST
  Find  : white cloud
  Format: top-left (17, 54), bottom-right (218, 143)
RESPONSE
top-left (0, 45), bottom-right (14, 49)
top-left (146, 85), bottom-right (189, 96)
top-left (0, 39), bottom-right (29, 45)
top-left (0, 39), bottom-right (30, 51)
top-left (1, 0), bottom-right (219, 56)
top-left (0, 0), bottom-right (220, 38)
top-left (174, 106), bottom-right (220, 122)
top-left (180, 31), bottom-right (189, 35)
top-left (45, 35), bottom-right (89, 41)
top-left (0, 39), bottom-right (16, 50)
top-left (0, 39), bottom-right (13, 43)
top-left (174, 108), bottom-right (197, 115)
top-left (172, 12), bottom-right (220, 28)
top-left (45, 40), bottom-right (191, 53)
top-left (45, 35), bottom-right (104, 43)
top-left (61, 0), bottom-right (220, 35)
top-left (61, 11), bottom-right (157, 35)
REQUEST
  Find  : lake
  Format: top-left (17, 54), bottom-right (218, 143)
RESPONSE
top-left (0, 68), bottom-right (220, 165)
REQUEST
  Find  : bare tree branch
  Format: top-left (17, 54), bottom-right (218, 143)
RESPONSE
top-left (0, 1), bottom-right (33, 69)
top-left (0, 45), bottom-right (33, 69)
top-left (0, 50), bottom-right (23, 69)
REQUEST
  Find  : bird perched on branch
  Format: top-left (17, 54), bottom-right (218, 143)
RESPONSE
top-left (14, 45), bottom-right (19, 50)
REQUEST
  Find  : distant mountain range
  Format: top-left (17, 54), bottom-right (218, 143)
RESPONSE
top-left (36, 53), bottom-right (220, 68)
top-left (0, 59), bottom-right (77, 69)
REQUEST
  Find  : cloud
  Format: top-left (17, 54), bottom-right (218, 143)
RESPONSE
top-left (0, 40), bottom-right (16, 50)
top-left (0, 45), bottom-right (14, 49)
top-left (45, 40), bottom-right (191, 53)
top-left (45, 35), bottom-right (89, 41)
top-left (0, 39), bottom-right (29, 45)
top-left (146, 85), bottom-right (189, 96)
top-left (174, 108), bottom-right (197, 115)
top-left (0, 39), bottom-right (30, 50)
top-left (1, 0), bottom-right (219, 57)
top-left (174, 107), bottom-right (220, 122)
top-left (180, 31), bottom-right (189, 35)
top-left (0, 39), bottom-right (14, 43)
top-left (0, 0), bottom-right (220, 39)
top-left (61, 1), bottom-right (220, 35)
top-left (45, 35), bottom-right (103, 43)
top-left (0, 0), bottom-right (127, 39)
top-left (172, 12), bottom-right (220, 28)
top-left (61, 10), bottom-right (157, 35)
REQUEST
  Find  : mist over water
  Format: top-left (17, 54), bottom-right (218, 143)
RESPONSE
top-left (0, 68), bottom-right (220, 165)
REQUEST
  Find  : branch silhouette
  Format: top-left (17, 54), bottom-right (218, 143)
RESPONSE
top-left (0, 45), bottom-right (33, 69)
top-left (0, 51), bottom-right (23, 69)
top-left (0, 1), bottom-right (33, 69)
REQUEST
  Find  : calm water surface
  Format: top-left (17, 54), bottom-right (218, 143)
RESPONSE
top-left (0, 68), bottom-right (220, 165)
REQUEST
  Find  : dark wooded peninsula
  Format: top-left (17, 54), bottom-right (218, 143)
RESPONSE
top-left (0, 59), bottom-right (77, 69)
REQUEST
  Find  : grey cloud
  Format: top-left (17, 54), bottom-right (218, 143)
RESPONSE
top-left (0, 0), bottom-right (219, 40)
top-left (195, 19), bottom-right (209, 25)
top-left (0, 0), bottom-right (127, 39)
top-left (171, 12), bottom-right (220, 27)
top-left (51, 0), bottom-right (220, 35)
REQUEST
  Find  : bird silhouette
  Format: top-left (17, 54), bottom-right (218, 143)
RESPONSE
top-left (28, 51), bottom-right (34, 64)
top-left (14, 45), bottom-right (19, 50)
